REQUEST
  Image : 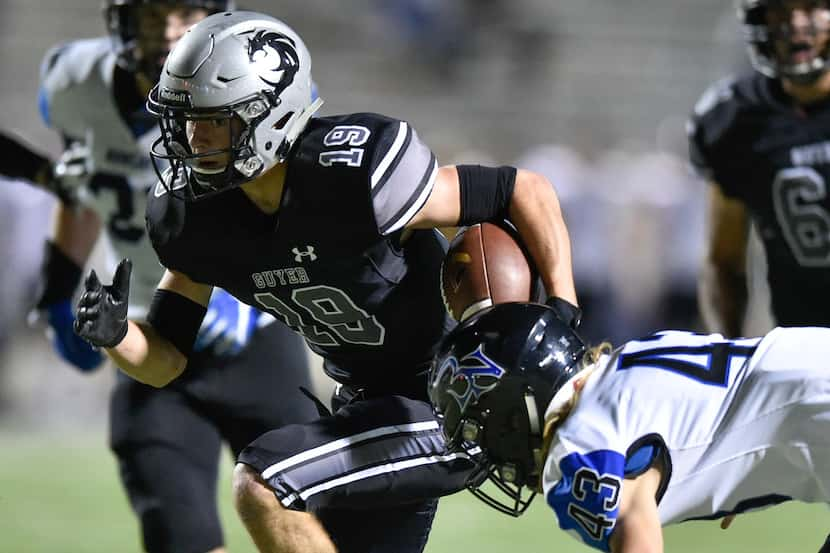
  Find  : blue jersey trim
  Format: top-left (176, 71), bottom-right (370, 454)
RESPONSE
top-left (38, 87), bottom-right (51, 127)
top-left (546, 450), bottom-right (625, 552)
top-left (624, 444), bottom-right (658, 476)
top-left (127, 108), bottom-right (156, 139)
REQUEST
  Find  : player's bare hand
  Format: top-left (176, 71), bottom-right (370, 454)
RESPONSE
top-left (74, 259), bottom-right (132, 348)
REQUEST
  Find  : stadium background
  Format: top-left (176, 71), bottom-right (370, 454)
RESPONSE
top-left (0, 1), bottom-right (824, 551)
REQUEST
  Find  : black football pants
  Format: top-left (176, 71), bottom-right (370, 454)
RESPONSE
top-left (237, 389), bottom-right (479, 553)
top-left (109, 322), bottom-right (316, 553)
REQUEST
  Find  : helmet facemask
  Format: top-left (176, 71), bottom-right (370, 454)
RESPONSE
top-left (429, 303), bottom-right (588, 517)
top-left (741, 0), bottom-right (830, 84)
top-left (450, 381), bottom-right (547, 517)
top-left (149, 93), bottom-right (277, 201)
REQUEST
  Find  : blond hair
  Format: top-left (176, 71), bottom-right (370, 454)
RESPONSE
top-left (540, 342), bottom-right (612, 456)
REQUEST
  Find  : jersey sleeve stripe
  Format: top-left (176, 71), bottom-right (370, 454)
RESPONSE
top-left (371, 121), bottom-right (410, 190)
top-left (378, 155), bottom-right (438, 235)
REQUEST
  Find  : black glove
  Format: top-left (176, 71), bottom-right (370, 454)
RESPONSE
top-left (546, 296), bottom-right (582, 330)
top-left (74, 259), bottom-right (132, 348)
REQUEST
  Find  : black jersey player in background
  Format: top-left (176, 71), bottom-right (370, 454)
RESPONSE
top-left (689, 3), bottom-right (830, 549)
top-left (73, 11), bottom-right (579, 553)
top-left (0, 3), bottom-right (318, 553)
top-left (689, 0), bottom-right (830, 337)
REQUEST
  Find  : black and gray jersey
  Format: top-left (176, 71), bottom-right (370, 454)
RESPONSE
top-left (688, 71), bottom-right (830, 326)
top-left (147, 112), bottom-right (453, 386)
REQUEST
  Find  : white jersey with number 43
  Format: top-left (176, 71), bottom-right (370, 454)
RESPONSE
top-left (542, 328), bottom-right (830, 552)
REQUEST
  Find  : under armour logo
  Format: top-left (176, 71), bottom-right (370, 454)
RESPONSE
top-left (292, 246), bottom-right (317, 262)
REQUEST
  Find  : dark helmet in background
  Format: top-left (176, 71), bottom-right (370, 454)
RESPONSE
top-left (103, 0), bottom-right (235, 80)
top-left (739, 0), bottom-right (830, 84)
top-left (429, 302), bottom-right (587, 516)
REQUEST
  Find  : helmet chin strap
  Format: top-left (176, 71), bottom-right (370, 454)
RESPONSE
top-left (783, 59), bottom-right (830, 85)
top-left (191, 165), bottom-right (226, 176)
top-left (524, 391), bottom-right (541, 437)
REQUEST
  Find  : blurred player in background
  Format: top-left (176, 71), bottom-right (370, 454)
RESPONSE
top-left (431, 302), bottom-right (830, 553)
top-left (690, 3), bottom-right (830, 546)
top-left (1, 2), bottom-right (318, 552)
top-left (689, 0), bottom-right (830, 337)
top-left (72, 10), bottom-right (580, 553)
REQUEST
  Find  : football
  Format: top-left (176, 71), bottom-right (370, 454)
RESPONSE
top-left (441, 222), bottom-right (541, 322)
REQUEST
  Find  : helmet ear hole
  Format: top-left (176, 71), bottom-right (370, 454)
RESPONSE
top-left (273, 112), bottom-right (294, 130)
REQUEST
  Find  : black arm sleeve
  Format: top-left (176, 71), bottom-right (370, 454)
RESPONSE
top-left (36, 241), bottom-right (83, 308)
top-left (456, 165), bottom-right (516, 226)
top-left (145, 289), bottom-right (207, 358)
top-left (0, 132), bottom-right (51, 182)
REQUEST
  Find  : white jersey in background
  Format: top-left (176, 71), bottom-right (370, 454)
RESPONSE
top-left (39, 37), bottom-right (171, 318)
top-left (543, 328), bottom-right (830, 551)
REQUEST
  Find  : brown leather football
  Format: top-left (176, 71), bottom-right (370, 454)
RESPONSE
top-left (441, 222), bottom-right (538, 321)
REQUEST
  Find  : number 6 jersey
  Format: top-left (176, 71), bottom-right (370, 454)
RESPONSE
top-left (542, 328), bottom-right (830, 551)
top-left (688, 71), bottom-right (830, 326)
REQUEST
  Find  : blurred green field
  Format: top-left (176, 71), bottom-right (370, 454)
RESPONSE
top-left (0, 432), bottom-right (826, 553)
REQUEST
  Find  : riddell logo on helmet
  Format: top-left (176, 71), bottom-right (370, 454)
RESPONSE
top-left (160, 88), bottom-right (193, 107)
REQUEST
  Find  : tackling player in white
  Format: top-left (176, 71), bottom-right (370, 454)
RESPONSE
top-left (430, 302), bottom-right (830, 553)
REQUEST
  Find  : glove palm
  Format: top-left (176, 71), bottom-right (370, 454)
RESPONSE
top-left (74, 259), bottom-right (132, 348)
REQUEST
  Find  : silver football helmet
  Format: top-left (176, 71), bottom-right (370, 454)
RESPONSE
top-left (147, 11), bottom-right (323, 200)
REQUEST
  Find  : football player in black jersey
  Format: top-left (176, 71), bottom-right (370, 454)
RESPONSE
top-left (73, 11), bottom-right (580, 553)
top-left (690, 4), bottom-right (830, 548)
top-left (690, 0), bottom-right (830, 337)
top-left (4, 3), bottom-right (319, 553)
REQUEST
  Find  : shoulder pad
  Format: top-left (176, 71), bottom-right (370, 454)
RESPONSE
top-left (39, 37), bottom-right (113, 132)
top-left (691, 76), bottom-right (738, 120)
top-left (687, 75), bottom-right (745, 181)
top-left (296, 113), bottom-right (438, 236)
top-left (354, 113), bottom-right (438, 235)
top-left (40, 37), bottom-right (112, 91)
top-left (151, 167), bottom-right (188, 199)
top-left (146, 169), bottom-right (187, 253)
